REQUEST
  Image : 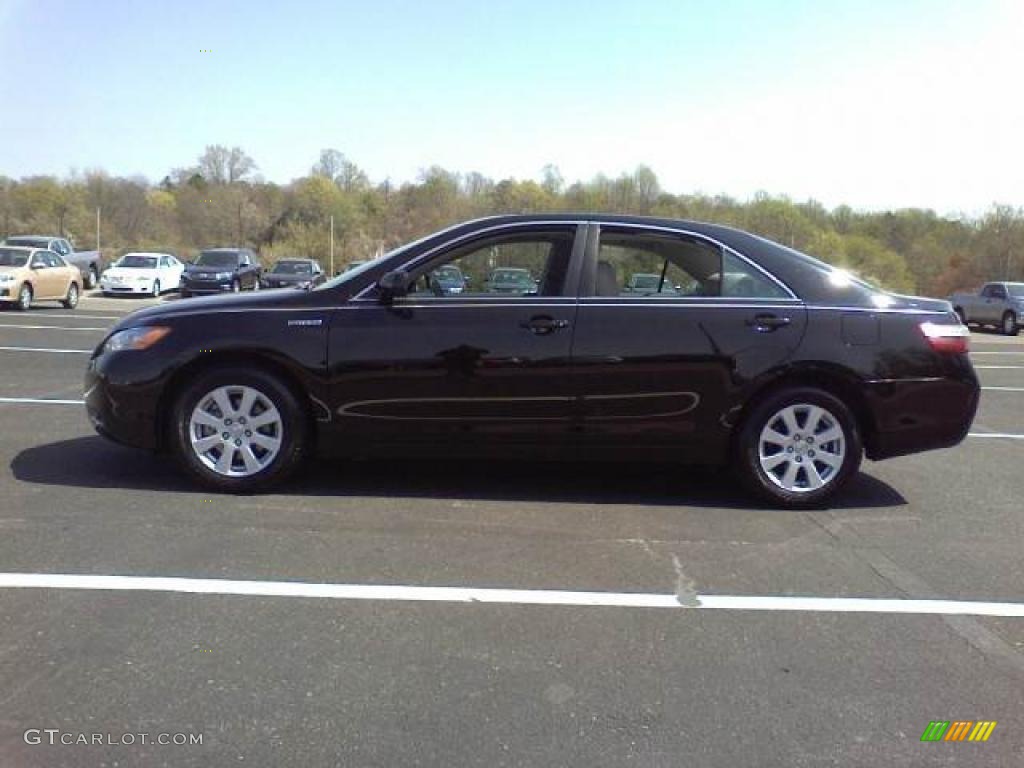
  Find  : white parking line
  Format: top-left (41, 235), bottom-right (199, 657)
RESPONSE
top-left (4, 314), bottom-right (121, 321)
top-left (1, 573), bottom-right (1023, 617)
top-left (968, 432), bottom-right (1024, 440)
top-left (0, 346), bottom-right (91, 354)
top-left (0, 324), bottom-right (106, 331)
top-left (981, 386), bottom-right (1024, 392)
top-left (971, 351), bottom-right (1024, 355)
top-left (0, 398), bottom-right (83, 405)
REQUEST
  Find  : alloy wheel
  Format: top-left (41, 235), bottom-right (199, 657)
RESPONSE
top-left (758, 403), bottom-right (846, 493)
top-left (188, 385), bottom-right (283, 477)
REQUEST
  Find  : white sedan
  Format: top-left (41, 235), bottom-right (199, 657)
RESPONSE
top-left (100, 252), bottom-right (185, 296)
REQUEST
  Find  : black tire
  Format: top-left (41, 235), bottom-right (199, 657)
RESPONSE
top-left (85, 266), bottom-right (98, 290)
top-left (62, 281), bottom-right (80, 309)
top-left (1001, 311), bottom-right (1018, 336)
top-left (170, 366), bottom-right (309, 492)
top-left (152, 279), bottom-right (161, 297)
top-left (735, 387), bottom-right (862, 509)
top-left (954, 307), bottom-right (966, 325)
top-left (16, 283), bottom-right (32, 311)
top-left (180, 289), bottom-right (191, 299)
top-left (231, 279), bottom-right (241, 293)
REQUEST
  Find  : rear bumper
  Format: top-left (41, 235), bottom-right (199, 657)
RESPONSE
top-left (863, 373), bottom-right (980, 460)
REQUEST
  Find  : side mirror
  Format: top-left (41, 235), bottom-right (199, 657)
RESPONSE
top-left (377, 270), bottom-right (409, 301)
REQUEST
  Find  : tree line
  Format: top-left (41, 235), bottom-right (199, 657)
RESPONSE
top-left (2, 144), bottom-right (1022, 297)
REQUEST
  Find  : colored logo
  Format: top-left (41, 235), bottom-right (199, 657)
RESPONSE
top-left (921, 721), bottom-right (996, 742)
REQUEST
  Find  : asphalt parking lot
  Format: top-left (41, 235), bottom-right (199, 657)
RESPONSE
top-left (0, 295), bottom-right (1022, 767)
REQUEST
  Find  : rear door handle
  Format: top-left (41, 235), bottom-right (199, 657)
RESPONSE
top-left (520, 315), bottom-right (570, 335)
top-left (746, 313), bottom-right (792, 332)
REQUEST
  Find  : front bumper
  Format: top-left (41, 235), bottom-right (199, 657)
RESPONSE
top-left (181, 280), bottom-right (234, 294)
top-left (101, 282), bottom-right (153, 294)
top-left (84, 354), bottom-right (163, 451)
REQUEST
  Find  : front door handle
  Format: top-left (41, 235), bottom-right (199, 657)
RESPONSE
top-left (746, 313), bottom-right (791, 332)
top-left (520, 315), bottom-right (570, 335)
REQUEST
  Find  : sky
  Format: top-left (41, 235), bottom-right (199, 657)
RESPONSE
top-left (0, 0), bottom-right (1022, 214)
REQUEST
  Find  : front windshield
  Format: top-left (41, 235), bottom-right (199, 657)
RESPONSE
top-left (272, 261), bottom-right (312, 275)
top-left (0, 248), bottom-right (29, 267)
top-left (195, 251), bottom-right (239, 267)
top-left (492, 269), bottom-right (531, 283)
top-left (117, 255), bottom-right (158, 269)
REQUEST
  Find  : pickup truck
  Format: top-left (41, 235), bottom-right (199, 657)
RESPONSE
top-left (2, 235), bottom-right (104, 289)
top-left (949, 281), bottom-right (1024, 335)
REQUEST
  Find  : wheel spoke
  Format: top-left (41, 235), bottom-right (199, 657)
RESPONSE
top-left (781, 461), bottom-right (800, 489)
top-left (780, 407), bottom-right (800, 436)
top-left (240, 445), bottom-right (261, 474)
top-left (816, 426), bottom-right (843, 444)
top-left (214, 446), bottom-right (234, 474)
top-left (815, 450), bottom-right (843, 469)
top-left (192, 434), bottom-right (222, 454)
top-left (804, 462), bottom-right (824, 489)
top-left (804, 406), bottom-right (824, 434)
top-left (248, 409), bottom-right (280, 429)
top-left (238, 388), bottom-right (257, 419)
top-left (761, 453), bottom-right (789, 471)
top-left (250, 433), bottom-right (281, 452)
top-left (211, 387), bottom-right (234, 418)
top-left (191, 410), bottom-right (222, 430)
top-left (762, 428), bottom-right (789, 446)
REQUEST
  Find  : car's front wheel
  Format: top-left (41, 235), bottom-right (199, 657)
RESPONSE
top-left (16, 283), bottom-right (32, 311)
top-left (62, 282), bottom-right (79, 309)
top-left (85, 266), bottom-right (98, 290)
top-left (171, 367), bottom-right (309, 492)
top-left (152, 279), bottom-right (161, 297)
top-left (736, 387), bottom-right (862, 508)
top-left (1002, 311), bottom-right (1018, 336)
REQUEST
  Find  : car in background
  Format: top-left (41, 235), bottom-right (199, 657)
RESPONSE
top-left (84, 214), bottom-right (978, 507)
top-left (624, 272), bottom-right (679, 295)
top-left (180, 248), bottom-right (261, 297)
top-left (485, 267), bottom-right (537, 294)
top-left (343, 260), bottom-right (369, 274)
top-left (261, 259), bottom-right (326, 290)
top-left (0, 245), bottom-right (82, 310)
top-left (949, 281), bottom-right (1024, 335)
top-left (428, 264), bottom-right (467, 294)
top-left (2, 235), bottom-right (104, 289)
top-left (100, 252), bottom-right (185, 297)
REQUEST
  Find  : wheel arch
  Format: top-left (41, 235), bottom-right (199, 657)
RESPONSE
top-left (155, 350), bottom-right (320, 451)
top-left (730, 363), bottom-right (875, 456)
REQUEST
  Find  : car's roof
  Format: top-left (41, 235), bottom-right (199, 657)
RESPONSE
top-left (122, 252), bottom-right (170, 258)
top-left (276, 258), bottom-right (316, 263)
top-left (200, 247), bottom-right (244, 253)
top-left (0, 245), bottom-right (35, 252)
top-left (6, 234), bottom-right (55, 240)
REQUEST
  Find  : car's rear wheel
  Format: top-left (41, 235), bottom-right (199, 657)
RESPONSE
top-left (736, 387), bottom-right (862, 508)
top-left (1001, 311), bottom-right (1018, 336)
top-left (16, 283), bottom-right (32, 311)
top-left (152, 279), bottom-right (161, 297)
top-left (171, 366), bottom-right (309, 492)
top-left (85, 267), bottom-right (98, 290)
top-left (954, 307), bottom-right (966, 325)
top-left (62, 282), bottom-right (79, 309)
top-left (231, 279), bottom-right (240, 293)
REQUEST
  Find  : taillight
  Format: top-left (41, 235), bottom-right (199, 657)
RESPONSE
top-left (920, 321), bottom-right (969, 354)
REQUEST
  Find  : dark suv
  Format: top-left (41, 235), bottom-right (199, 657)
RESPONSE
top-left (181, 248), bottom-right (261, 297)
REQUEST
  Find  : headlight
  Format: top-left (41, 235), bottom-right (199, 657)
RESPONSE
top-left (0, 274), bottom-right (14, 283)
top-left (215, 272), bottom-right (233, 280)
top-left (103, 326), bottom-right (171, 353)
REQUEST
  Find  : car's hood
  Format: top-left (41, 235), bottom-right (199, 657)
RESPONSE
top-left (186, 264), bottom-right (237, 275)
top-left (0, 265), bottom-right (27, 276)
top-left (116, 289), bottom-right (313, 330)
top-left (104, 267), bottom-right (158, 279)
top-left (263, 273), bottom-right (311, 284)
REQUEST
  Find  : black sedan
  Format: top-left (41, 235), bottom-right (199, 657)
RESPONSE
top-left (261, 258), bottom-right (326, 290)
top-left (180, 248), bottom-right (262, 297)
top-left (84, 215), bottom-right (978, 507)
